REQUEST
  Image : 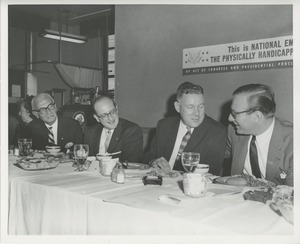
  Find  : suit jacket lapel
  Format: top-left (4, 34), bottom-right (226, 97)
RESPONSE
top-left (57, 117), bottom-right (63, 145)
top-left (107, 119), bottom-right (122, 153)
top-left (266, 119), bottom-right (282, 180)
top-left (165, 117), bottom-right (180, 160)
top-left (184, 116), bottom-right (208, 152)
top-left (235, 134), bottom-right (250, 174)
top-left (93, 125), bottom-right (103, 154)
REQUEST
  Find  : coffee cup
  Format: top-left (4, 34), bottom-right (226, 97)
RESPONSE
top-left (99, 157), bottom-right (118, 176)
top-left (183, 173), bottom-right (208, 198)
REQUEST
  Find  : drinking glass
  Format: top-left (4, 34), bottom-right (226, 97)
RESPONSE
top-left (181, 152), bottom-right (200, 172)
top-left (74, 144), bottom-right (89, 171)
top-left (18, 138), bottom-right (32, 157)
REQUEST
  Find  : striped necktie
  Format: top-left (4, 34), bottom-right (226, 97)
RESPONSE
top-left (173, 127), bottom-right (192, 170)
top-left (105, 130), bottom-right (112, 152)
top-left (48, 126), bottom-right (55, 145)
top-left (249, 136), bottom-right (261, 178)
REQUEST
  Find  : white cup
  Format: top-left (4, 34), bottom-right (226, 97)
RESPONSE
top-left (183, 173), bottom-right (208, 198)
top-left (99, 157), bottom-right (118, 176)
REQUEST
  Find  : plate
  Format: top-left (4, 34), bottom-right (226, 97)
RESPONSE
top-left (124, 162), bottom-right (150, 170)
top-left (16, 157), bottom-right (61, 171)
top-left (208, 184), bottom-right (243, 196)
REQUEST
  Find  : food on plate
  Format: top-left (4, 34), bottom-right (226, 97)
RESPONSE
top-left (148, 169), bottom-right (180, 178)
top-left (226, 176), bottom-right (248, 186)
top-left (269, 185), bottom-right (294, 224)
top-left (16, 156), bottom-right (61, 170)
top-left (123, 162), bottom-right (150, 170)
top-left (217, 174), bottom-right (276, 187)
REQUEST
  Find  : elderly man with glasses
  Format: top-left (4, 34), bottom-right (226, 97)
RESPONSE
top-left (225, 83), bottom-right (293, 186)
top-left (84, 95), bottom-right (143, 162)
top-left (27, 93), bottom-right (83, 150)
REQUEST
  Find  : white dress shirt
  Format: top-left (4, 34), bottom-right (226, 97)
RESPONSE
top-left (243, 118), bottom-right (275, 178)
top-left (45, 119), bottom-right (58, 145)
top-left (99, 128), bottom-right (114, 154)
top-left (169, 120), bottom-right (194, 169)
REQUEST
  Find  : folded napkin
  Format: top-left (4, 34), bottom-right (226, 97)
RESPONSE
top-left (158, 192), bottom-right (215, 206)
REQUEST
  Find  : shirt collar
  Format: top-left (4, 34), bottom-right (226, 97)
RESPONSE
top-left (256, 117), bottom-right (275, 142)
top-left (179, 120), bottom-right (194, 133)
top-left (45, 118), bottom-right (58, 130)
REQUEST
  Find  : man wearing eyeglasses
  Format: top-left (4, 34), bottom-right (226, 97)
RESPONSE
top-left (143, 82), bottom-right (227, 176)
top-left (225, 84), bottom-right (293, 186)
top-left (84, 95), bottom-right (143, 162)
top-left (27, 93), bottom-right (83, 150)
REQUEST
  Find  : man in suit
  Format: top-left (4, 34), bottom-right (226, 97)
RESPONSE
top-left (29, 93), bottom-right (83, 150)
top-left (143, 82), bottom-right (227, 176)
top-left (84, 95), bottom-right (143, 163)
top-left (225, 83), bottom-right (293, 186)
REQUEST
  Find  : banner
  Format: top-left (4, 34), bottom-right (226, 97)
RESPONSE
top-left (183, 36), bottom-right (293, 75)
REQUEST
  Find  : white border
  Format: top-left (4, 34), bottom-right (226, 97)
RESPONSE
top-left (1, 1), bottom-right (299, 244)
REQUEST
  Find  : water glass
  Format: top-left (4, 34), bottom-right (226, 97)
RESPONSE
top-left (74, 144), bottom-right (89, 171)
top-left (18, 138), bottom-right (32, 157)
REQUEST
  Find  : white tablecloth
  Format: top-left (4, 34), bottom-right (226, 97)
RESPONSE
top-left (8, 155), bottom-right (294, 235)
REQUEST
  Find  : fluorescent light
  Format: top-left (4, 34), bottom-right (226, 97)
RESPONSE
top-left (40, 29), bottom-right (87, 44)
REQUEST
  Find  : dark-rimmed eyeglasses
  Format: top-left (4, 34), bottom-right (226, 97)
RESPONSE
top-left (230, 108), bottom-right (257, 119)
top-left (96, 108), bottom-right (118, 120)
top-left (32, 103), bottom-right (56, 114)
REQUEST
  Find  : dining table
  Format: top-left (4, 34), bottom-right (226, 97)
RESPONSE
top-left (6, 153), bottom-right (294, 237)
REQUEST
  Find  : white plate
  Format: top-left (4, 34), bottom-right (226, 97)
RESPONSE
top-left (208, 184), bottom-right (243, 195)
top-left (16, 158), bottom-right (60, 171)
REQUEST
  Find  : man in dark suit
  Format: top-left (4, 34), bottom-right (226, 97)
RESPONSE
top-left (84, 95), bottom-right (143, 163)
top-left (143, 82), bottom-right (227, 176)
top-left (225, 84), bottom-right (293, 186)
top-left (29, 93), bottom-right (83, 150)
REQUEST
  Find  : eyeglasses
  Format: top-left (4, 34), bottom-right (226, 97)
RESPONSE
top-left (32, 103), bottom-right (56, 114)
top-left (230, 108), bottom-right (257, 119)
top-left (96, 108), bottom-right (118, 120)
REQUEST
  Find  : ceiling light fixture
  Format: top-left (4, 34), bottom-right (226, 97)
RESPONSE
top-left (40, 29), bottom-right (87, 44)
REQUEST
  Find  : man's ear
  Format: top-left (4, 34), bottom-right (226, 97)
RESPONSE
top-left (174, 101), bottom-right (180, 113)
top-left (252, 110), bottom-right (263, 122)
top-left (93, 114), bottom-right (100, 122)
top-left (32, 111), bottom-right (39, 119)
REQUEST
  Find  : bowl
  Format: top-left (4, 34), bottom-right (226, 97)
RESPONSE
top-left (194, 164), bottom-right (209, 174)
top-left (45, 146), bottom-right (61, 154)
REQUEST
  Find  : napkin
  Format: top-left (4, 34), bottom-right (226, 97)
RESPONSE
top-left (158, 192), bottom-right (215, 206)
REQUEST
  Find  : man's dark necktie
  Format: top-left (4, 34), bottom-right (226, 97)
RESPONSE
top-left (249, 136), bottom-right (261, 178)
top-left (173, 127), bottom-right (192, 171)
top-left (48, 126), bottom-right (55, 145)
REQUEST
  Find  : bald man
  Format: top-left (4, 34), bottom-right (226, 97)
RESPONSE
top-left (27, 93), bottom-right (83, 150)
top-left (84, 95), bottom-right (143, 163)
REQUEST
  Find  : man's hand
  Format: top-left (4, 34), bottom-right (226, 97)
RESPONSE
top-left (150, 157), bottom-right (171, 173)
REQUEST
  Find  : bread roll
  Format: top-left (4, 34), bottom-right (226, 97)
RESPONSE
top-left (226, 176), bottom-right (248, 186)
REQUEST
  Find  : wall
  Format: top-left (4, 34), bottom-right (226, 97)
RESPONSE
top-left (114, 5), bottom-right (293, 128)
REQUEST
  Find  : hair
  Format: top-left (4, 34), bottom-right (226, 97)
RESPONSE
top-left (233, 83), bottom-right (276, 117)
top-left (92, 95), bottom-right (116, 114)
top-left (17, 95), bottom-right (34, 113)
top-left (31, 93), bottom-right (55, 110)
top-left (176, 82), bottom-right (204, 100)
